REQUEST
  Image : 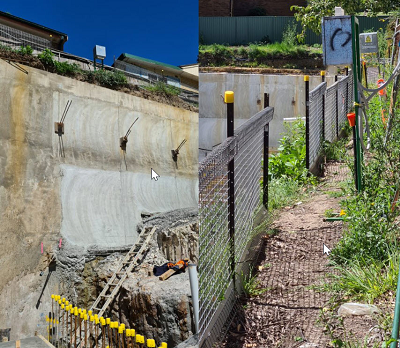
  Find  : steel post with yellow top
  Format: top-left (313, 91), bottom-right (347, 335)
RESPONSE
top-left (61, 303), bottom-right (65, 346)
top-left (146, 339), bottom-right (155, 348)
top-left (135, 334), bottom-right (144, 348)
top-left (224, 90), bottom-right (236, 292)
top-left (100, 318), bottom-right (106, 348)
top-left (89, 315), bottom-right (94, 348)
top-left (83, 314), bottom-right (88, 348)
top-left (106, 319), bottom-right (111, 348)
top-left (79, 312), bottom-right (84, 346)
top-left (51, 295), bottom-right (55, 343)
top-left (126, 329), bottom-right (135, 348)
top-left (304, 75), bottom-right (310, 169)
top-left (74, 307), bottom-right (78, 348)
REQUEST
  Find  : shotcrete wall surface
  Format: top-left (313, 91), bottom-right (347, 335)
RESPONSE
top-left (199, 72), bottom-right (335, 157)
top-left (0, 59), bottom-right (198, 339)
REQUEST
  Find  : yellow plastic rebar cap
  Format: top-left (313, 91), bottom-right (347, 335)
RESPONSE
top-left (304, 75), bottom-right (309, 82)
top-left (84, 314), bottom-right (88, 320)
top-left (147, 339), bottom-right (155, 347)
top-left (90, 316), bottom-right (94, 322)
top-left (321, 70), bottom-right (326, 76)
top-left (106, 318), bottom-right (111, 325)
top-left (161, 343), bottom-right (167, 348)
top-left (224, 91), bottom-right (234, 104)
top-left (136, 335), bottom-right (144, 344)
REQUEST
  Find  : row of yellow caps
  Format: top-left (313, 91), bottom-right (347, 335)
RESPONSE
top-left (50, 295), bottom-right (167, 348)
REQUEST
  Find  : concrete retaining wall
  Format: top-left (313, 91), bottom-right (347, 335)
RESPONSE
top-left (199, 72), bottom-right (335, 158)
top-left (0, 59), bottom-right (198, 339)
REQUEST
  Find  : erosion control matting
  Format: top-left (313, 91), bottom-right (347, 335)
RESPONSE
top-left (222, 163), bottom-right (348, 347)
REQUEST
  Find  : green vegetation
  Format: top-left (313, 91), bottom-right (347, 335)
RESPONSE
top-left (240, 266), bottom-right (269, 297)
top-left (37, 49), bottom-right (127, 88)
top-left (291, 0), bottom-right (397, 42)
top-left (144, 81), bottom-right (181, 96)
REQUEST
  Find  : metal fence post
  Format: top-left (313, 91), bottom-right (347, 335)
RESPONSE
top-left (321, 71), bottom-right (326, 143)
top-left (335, 75), bottom-right (339, 138)
top-left (263, 93), bottom-right (269, 209)
top-left (305, 76), bottom-right (310, 170)
top-left (225, 91), bottom-right (235, 291)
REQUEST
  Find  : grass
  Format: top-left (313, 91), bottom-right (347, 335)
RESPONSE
top-left (143, 81), bottom-right (180, 96)
top-left (240, 266), bottom-right (269, 297)
top-left (199, 43), bottom-right (322, 67)
top-left (316, 250), bottom-right (399, 304)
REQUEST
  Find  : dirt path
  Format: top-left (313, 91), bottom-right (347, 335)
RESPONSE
top-left (222, 162), bottom-right (350, 347)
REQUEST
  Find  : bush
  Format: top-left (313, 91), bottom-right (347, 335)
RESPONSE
top-left (144, 81), bottom-right (180, 96)
top-left (269, 118), bottom-right (310, 184)
top-left (17, 45), bottom-right (33, 55)
top-left (54, 61), bottom-right (80, 76)
top-left (86, 69), bottom-right (127, 88)
top-left (38, 48), bottom-right (55, 66)
top-left (282, 21), bottom-right (298, 46)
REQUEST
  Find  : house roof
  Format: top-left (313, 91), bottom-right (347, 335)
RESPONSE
top-left (118, 53), bottom-right (183, 73)
top-left (0, 10), bottom-right (68, 37)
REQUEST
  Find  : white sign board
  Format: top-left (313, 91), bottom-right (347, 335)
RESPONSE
top-left (322, 16), bottom-right (353, 66)
top-left (360, 32), bottom-right (378, 54)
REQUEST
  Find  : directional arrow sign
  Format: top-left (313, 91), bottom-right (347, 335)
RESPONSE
top-left (323, 244), bottom-right (331, 256)
top-left (151, 168), bottom-right (160, 181)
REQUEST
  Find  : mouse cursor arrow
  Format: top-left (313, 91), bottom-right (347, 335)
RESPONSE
top-left (151, 168), bottom-right (160, 181)
top-left (323, 244), bottom-right (331, 256)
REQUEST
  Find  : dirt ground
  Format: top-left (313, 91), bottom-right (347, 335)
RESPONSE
top-left (221, 161), bottom-right (391, 348)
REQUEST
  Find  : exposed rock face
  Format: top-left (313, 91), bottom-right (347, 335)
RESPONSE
top-left (115, 269), bottom-right (195, 347)
top-left (53, 208), bottom-right (198, 347)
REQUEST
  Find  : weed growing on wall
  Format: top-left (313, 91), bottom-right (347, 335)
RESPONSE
top-left (144, 82), bottom-right (180, 96)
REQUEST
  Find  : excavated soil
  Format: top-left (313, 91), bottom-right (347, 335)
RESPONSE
top-left (221, 162), bottom-right (390, 348)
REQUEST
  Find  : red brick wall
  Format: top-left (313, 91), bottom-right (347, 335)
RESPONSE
top-left (199, 0), bottom-right (306, 17)
top-left (199, 0), bottom-right (231, 17)
top-left (235, 0), bottom-right (306, 16)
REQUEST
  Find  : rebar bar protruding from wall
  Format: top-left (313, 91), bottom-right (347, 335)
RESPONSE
top-left (188, 264), bottom-right (199, 334)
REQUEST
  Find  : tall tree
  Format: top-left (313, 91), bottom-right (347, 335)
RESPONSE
top-left (291, 0), bottom-right (400, 42)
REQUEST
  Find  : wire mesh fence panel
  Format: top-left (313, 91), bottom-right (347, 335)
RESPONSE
top-left (0, 23), bottom-right (51, 51)
top-left (199, 107), bottom-right (273, 348)
top-left (308, 82), bottom-right (326, 168)
top-left (338, 75), bottom-right (350, 129)
top-left (325, 82), bottom-right (338, 143)
top-left (198, 137), bottom-right (236, 343)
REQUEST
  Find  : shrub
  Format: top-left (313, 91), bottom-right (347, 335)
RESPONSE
top-left (144, 81), bottom-right (180, 96)
top-left (54, 61), bottom-right (80, 76)
top-left (269, 118), bottom-right (310, 184)
top-left (86, 69), bottom-right (127, 88)
top-left (18, 45), bottom-right (33, 55)
top-left (282, 21), bottom-right (298, 46)
top-left (38, 48), bottom-right (55, 66)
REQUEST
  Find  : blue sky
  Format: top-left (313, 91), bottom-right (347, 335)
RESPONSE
top-left (2, 1), bottom-right (198, 66)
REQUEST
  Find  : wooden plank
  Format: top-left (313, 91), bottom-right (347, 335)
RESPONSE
top-left (159, 263), bottom-right (184, 281)
top-left (15, 340), bottom-right (20, 348)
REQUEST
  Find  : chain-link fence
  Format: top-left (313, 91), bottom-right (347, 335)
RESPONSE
top-left (199, 107), bottom-right (274, 348)
top-left (307, 71), bottom-right (353, 171)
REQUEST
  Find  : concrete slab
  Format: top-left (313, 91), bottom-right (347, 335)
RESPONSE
top-left (0, 336), bottom-right (53, 348)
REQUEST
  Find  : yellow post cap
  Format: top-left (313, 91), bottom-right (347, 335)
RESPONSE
top-left (95, 318), bottom-right (99, 324)
top-left (130, 329), bottom-right (135, 337)
top-left (80, 313), bottom-right (84, 319)
top-left (78, 308), bottom-right (82, 313)
top-left (106, 318), bottom-right (111, 325)
top-left (65, 301), bottom-right (69, 305)
top-left (94, 314), bottom-right (98, 319)
top-left (161, 343), bottom-right (167, 348)
top-left (62, 298), bottom-right (66, 303)
top-left (88, 310), bottom-right (93, 316)
top-left (61, 304), bottom-right (65, 309)
top-left (74, 309), bottom-right (78, 316)
top-left (51, 294), bottom-right (55, 299)
top-left (136, 335), bottom-right (144, 344)
top-left (120, 324), bottom-right (125, 329)
top-left (147, 339), bottom-right (155, 347)
top-left (224, 91), bottom-right (234, 104)
top-left (90, 316), bottom-right (94, 322)
top-left (83, 309), bottom-right (87, 314)
top-left (118, 326), bottom-right (124, 334)
top-left (84, 314), bottom-right (88, 320)
top-left (304, 75), bottom-right (309, 82)
top-left (321, 70), bottom-right (326, 76)
top-left (58, 300), bottom-right (62, 305)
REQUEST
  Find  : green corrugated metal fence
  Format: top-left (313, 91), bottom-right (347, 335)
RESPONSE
top-left (199, 16), bottom-right (388, 45)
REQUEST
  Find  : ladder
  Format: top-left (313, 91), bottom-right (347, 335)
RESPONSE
top-left (90, 226), bottom-right (157, 317)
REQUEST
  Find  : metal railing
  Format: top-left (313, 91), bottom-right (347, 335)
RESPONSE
top-left (307, 71), bottom-right (354, 171)
top-left (198, 105), bottom-right (274, 348)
